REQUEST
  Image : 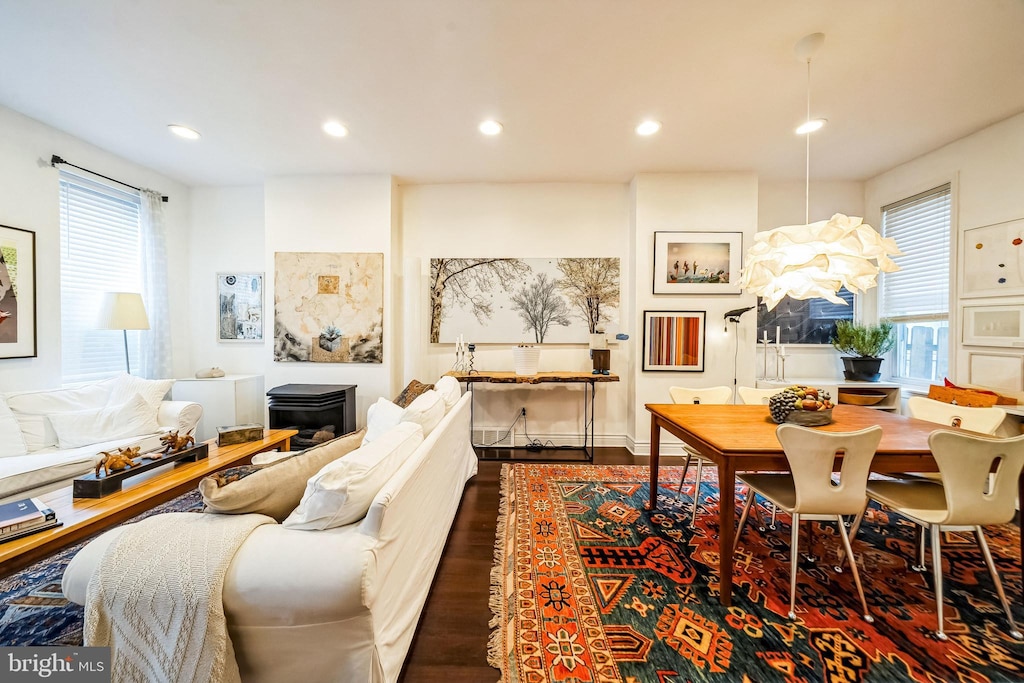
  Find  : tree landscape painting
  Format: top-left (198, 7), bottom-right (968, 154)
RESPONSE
top-left (429, 257), bottom-right (619, 343)
top-left (274, 252), bottom-right (384, 363)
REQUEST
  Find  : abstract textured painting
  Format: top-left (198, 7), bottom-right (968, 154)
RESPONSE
top-left (274, 252), bottom-right (383, 363)
top-left (217, 272), bottom-right (263, 342)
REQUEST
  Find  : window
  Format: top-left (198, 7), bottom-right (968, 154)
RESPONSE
top-left (59, 172), bottom-right (143, 384)
top-left (878, 184), bottom-right (952, 385)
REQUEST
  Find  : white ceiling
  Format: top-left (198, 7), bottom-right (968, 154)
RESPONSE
top-left (1, 0), bottom-right (1022, 187)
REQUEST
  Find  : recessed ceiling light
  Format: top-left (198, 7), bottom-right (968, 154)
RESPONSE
top-left (322, 120), bottom-right (349, 138)
top-left (796, 118), bottom-right (827, 135)
top-left (635, 120), bottom-right (662, 136)
top-left (479, 120), bottom-right (503, 136)
top-left (167, 124), bottom-right (200, 140)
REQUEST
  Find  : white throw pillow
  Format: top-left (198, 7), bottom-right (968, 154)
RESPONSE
top-left (6, 379), bottom-right (120, 451)
top-left (401, 389), bottom-right (445, 437)
top-left (0, 396), bottom-right (28, 458)
top-left (48, 394), bottom-right (162, 449)
top-left (362, 397), bottom-right (405, 445)
top-left (106, 374), bottom-right (174, 409)
top-left (284, 422), bottom-right (423, 530)
top-left (434, 375), bottom-right (462, 412)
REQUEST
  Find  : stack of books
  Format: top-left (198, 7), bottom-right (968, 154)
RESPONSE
top-left (0, 497), bottom-right (61, 543)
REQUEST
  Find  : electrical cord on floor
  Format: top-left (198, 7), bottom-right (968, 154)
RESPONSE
top-left (522, 415), bottom-right (556, 449)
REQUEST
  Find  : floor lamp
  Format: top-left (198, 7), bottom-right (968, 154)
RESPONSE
top-left (97, 292), bottom-right (150, 375)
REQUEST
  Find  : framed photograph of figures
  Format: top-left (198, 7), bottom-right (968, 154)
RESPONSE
top-left (0, 224), bottom-right (37, 359)
top-left (642, 310), bottom-right (705, 372)
top-left (653, 231), bottom-right (742, 294)
top-left (217, 272), bottom-right (264, 342)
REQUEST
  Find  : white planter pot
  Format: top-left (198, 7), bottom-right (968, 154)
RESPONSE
top-left (513, 346), bottom-right (540, 375)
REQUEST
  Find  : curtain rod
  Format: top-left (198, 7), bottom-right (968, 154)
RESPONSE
top-left (50, 155), bottom-right (169, 202)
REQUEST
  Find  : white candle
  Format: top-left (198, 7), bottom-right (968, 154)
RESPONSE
top-left (775, 326), bottom-right (780, 345)
top-left (762, 330), bottom-right (768, 344)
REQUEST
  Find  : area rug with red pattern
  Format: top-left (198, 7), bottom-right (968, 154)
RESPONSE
top-left (489, 463), bottom-right (1024, 682)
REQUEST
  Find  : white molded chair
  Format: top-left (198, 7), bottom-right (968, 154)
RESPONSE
top-left (738, 386), bottom-right (778, 406)
top-left (669, 386), bottom-right (732, 528)
top-left (901, 397), bottom-right (1006, 483)
top-left (735, 424), bottom-right (883, 622)
top-left (854, 430), bottom-right (1024, 641)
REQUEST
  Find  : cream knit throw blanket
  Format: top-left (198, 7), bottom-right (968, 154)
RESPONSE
top-left (85, 511), bottom-right (273, 683)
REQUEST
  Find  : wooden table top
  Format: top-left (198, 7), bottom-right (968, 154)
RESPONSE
top-left (0, 429), bottom-right (297, 577)
top-left (446, 371), bottom-right (620, 384)
top-left (646, 404), bottom-right (937, 456)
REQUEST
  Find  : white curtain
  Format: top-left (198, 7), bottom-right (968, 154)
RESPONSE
top-left (139, 190), bottom-right (173, 379)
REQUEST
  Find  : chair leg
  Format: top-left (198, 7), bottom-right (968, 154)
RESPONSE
top-left (974, 526), bottom-right (1024, 641)
top-left (835, 500), bottom-right (868, 573)
top-left (751, 492), bottom-right (767, 532)
top-left (770, 503), bottom-right (778, 530)
top-left (675, 451), bottom-right (693, 499)
top-left (733, 492), bottom-right (755, 554)
top-left (788, 512), bottom-right (800, 620)
top-left (930, 524), bottom-right (947, 641)
top-left (835, 516), bottom-right (873, 623)
top-left (805, 522), bottom-right (817, 563)
top-left (689, 458), bottom-right (704, 529)
top-left (911, 525), bottom-right (927, 573)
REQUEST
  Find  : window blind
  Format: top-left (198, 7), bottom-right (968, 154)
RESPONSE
top-left (59, 172), bottom-right (143, 384)
top-left (879, 184), bottom-right (951, 320)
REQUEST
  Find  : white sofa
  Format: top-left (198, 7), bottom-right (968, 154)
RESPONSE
top-left (64, 389), bottom-right (477, 683)
top-left (0, 374), bottom-right (202, 501)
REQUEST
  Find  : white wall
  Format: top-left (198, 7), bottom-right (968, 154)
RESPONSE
top-left (756, 180), bottom-right (866, 380)
top-left (631, 173), bottom-right (759, 455)
top-left (264, 175), bottom-right (398, 424)
top-left (0, 105), bottom-right (191, 392)
top-left (401, 183), bottom-right (631, 445)
top-left (865, 112), bottom-right (1024, 394)
top-left (187, 186), bottom-right (266, 374)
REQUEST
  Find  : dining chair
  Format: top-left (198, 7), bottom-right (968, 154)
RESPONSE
top-left (734, 423), bottom-right (882, 622)
top-left (853, 430), bottom-right (1024, 641)
top-left (900, 396), bottom-right (1006, 483)
top-left (737, 386), bottom-right (778, 405)
top-left (669, 386), bottom-right (733, 528)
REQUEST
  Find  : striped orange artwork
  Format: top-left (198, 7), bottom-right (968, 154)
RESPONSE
top-left (648, 315), bottom-right (699, 365)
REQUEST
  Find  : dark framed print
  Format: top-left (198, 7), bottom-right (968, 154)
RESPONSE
top-left (653, 231), bottom-right (742, 294)
top-left (0, 224), bottom-right (36, 359)
top-left (642, 310), bottom-right (705, 371)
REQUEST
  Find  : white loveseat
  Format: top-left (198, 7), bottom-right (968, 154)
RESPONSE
top-left (0, 374), bottom-right (202, 501)
top-left (63, 388), bottom-right (477, 683)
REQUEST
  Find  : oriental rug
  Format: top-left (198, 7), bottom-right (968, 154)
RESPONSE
top-left (489, 463), bottom-right (1024, 682)
top-left (0, 489), bottom-right (204, 646)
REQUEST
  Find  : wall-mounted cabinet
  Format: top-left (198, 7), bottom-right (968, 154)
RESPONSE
top-left (756, 379), bottom-right (901, 413)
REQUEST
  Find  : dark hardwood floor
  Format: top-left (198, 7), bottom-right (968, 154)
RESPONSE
top-left (399, 448), bottom-right (635, 683)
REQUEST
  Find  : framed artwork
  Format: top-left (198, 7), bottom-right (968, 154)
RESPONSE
top-left (961, 218), bottom-right (1024, 298)
top-left (653, 231), bottom-right (742, 295)
top-left (642, 310), bottom-right (705, 372)
top-left (274, 252), bottom-right (384, 363)
top-left (962, 304), bottom-right (1024, 348)
top-left (967, 352), bottom-right (1023, 392)
top-left (428, 257), bottom-right (619, 343)
top-left (0, 224), bottom-right (36, 359)
top-left (217, 273), bottom-right (264, 342)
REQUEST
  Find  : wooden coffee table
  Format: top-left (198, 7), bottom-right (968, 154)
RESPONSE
top-left (0, 429), bottom-right (297, 577)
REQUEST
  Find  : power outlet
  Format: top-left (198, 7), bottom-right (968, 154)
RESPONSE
top-left (521, 407), bottom-right (526, 417)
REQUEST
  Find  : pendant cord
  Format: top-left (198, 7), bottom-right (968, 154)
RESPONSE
top-left (805, 58), bottom-right (811, 225)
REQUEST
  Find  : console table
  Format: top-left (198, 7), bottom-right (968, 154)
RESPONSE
top-left (445, 371), bottom-right (619, 461)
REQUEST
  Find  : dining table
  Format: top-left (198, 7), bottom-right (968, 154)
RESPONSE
top-left (643, 403), bottom-right (1023, 607)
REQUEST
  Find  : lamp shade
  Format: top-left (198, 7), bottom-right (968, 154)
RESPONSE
top-left (96, 292), bottom-right (150, 330)
top-left (739, 214), bottom-right (901, 311)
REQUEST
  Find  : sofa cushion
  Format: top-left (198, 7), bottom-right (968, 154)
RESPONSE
top-left (48, 393), bottom-right (162, 449)
top-left (401, 390), bottom-right (445, 437)
top-left (393, 379), bottom-right (434, 408)
top-left (284, 422), bottom-right (423, 530)
top-left (5, 379), bottom-right (119, 452)
top-left (362, 397), bottom-right (405, 445)
top-left (106, 374), bottom-right (174, 409)
top-left (200, 428), bottom-right (366, 522)
top-left (0, 396), bottom-right (28, 458)
top-left (434, 375), bottom-right (462, 412)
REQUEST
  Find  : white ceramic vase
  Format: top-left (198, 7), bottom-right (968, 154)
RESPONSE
top-left (513, 346), bottom-right (540, 375)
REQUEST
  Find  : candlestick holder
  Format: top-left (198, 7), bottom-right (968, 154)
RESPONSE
top-left (467, 344), bottom-right (477, 375)
top-left (774, 346), bottom-right (787, 382)
top-left (758, 339), bottom-right (775, 380)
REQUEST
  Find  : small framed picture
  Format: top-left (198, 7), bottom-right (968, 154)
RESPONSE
top-left (0, 224), bottom-right (37, 359)
top-left (962, 304), bottom-right (1024, 348)
top-left (967, 352), bottom-right (1024, 392)
top-left (217, 273), bottom-right (264, 342)
top-left (653, 231), bottom-right (742, 294)
top-left (642, 310), bottom-right (706, 372)
top-left (961, 218), bottom-right (1024, 298)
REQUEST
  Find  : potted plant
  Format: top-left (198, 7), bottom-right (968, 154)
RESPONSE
top-left (831, 320), bottom-right (896, 382)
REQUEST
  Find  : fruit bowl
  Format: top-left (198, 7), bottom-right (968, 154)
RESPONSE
top-left (768, 385), bottom-right (835, 426)
top-left (837, 389), bottom-right (887, 406)
top-left (781, 407), bottom-right (833, 426)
